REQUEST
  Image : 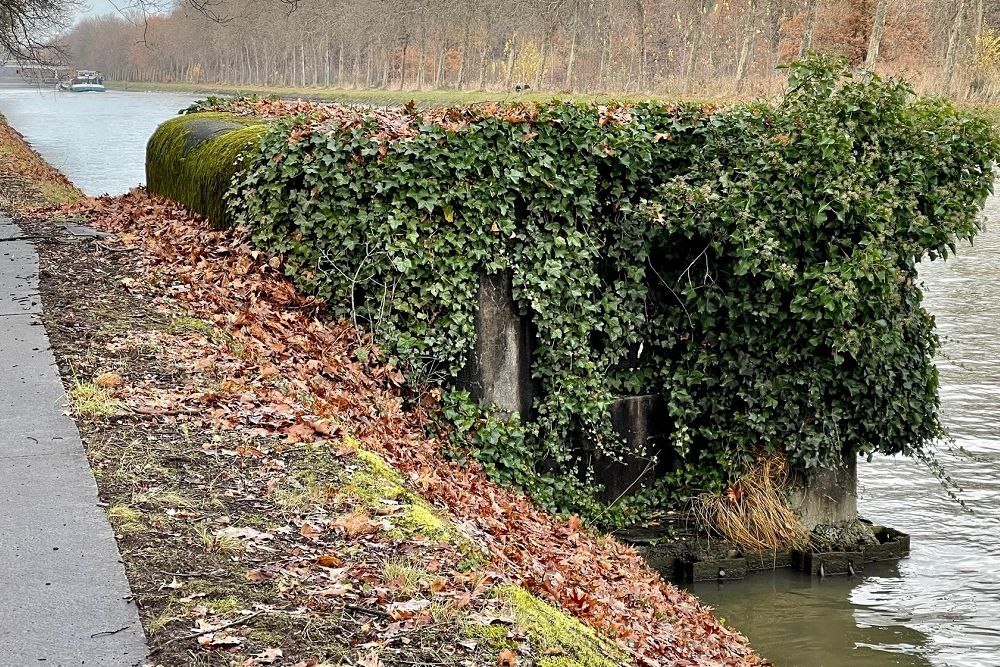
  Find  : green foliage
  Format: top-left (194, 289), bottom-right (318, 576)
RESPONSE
top-left (146, 112), bottom-right (266, 227)
top-left (227, 56), bottom-right (998, 525)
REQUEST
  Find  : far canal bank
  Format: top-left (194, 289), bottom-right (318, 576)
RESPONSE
top-left (1, 86), bottom-right (999, 666)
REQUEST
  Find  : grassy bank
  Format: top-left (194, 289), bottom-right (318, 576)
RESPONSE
top-left (0, 114), bottom-right (80, 210)
top-left (108, 79), bottom-right (717, 107)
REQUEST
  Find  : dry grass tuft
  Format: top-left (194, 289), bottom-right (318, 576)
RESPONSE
top-left (695, 454), bottom-right (809, 552)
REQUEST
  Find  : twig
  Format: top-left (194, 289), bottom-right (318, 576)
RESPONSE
top-left (91, 625), bottom-right (131, 638)
top-left (95, 242), bottom-right (137, 253)
top-left (156, 569), bottom-right (225, 578)
top-left (345, 604), bottom-right (391, 619)
top-left (156, 611), bottom-right (262, 648)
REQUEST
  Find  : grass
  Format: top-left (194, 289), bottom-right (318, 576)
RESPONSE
top-left (695, 453), bottom-right (810, 552)
top-left (68, 379), bottom-right (122, 418)
top-left (273, 473), bottom-right (336, 512)
top-left (108, 504), bottom-right (145, 534)
top-left (194, 524), bottom-right (244, 555)
top-left (381, 557), bottom-right (428, 597)
top-left (109, 79), bottom-right (625, 106)
top-left (164, 314), bottom-right (249, 358)
top-left (133, 489), bottom-right (194, 508)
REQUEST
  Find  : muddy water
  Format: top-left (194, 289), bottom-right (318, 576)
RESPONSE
top-left (2, 84), bottom-right (999, 666)
top-left (693, 191), bottom-right (1000, 667)
top-left (0, 84), bottom-right (198, 196)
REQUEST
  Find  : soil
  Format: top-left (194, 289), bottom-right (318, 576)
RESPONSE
top-left (19, 215), bottom-right (497, 666)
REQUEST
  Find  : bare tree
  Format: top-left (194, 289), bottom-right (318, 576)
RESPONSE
top-left (943, 0), bottom-right (969, 94)
top-left (797, 0), bottom-right (819, 58)
top-left (1, 0), bottom-right (78, 59)
top-left (864, 0), bottom-right (892, 70)
top-left (51, 0), bottom-right (1000, 99)
top-left (736, 0), bottom-right (760, 91)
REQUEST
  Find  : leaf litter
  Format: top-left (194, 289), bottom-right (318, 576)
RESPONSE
top-left (23, 190), bottom-right (768, 667)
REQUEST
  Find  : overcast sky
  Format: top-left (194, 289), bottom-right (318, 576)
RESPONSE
top-left (77, 0), bottom-right (126, 20)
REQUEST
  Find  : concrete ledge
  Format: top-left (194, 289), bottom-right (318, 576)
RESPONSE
top-left (146, 112), bottom-right (266, 228)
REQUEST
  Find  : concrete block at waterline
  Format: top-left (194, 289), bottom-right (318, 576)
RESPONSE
top-left (742, 549), bottom-right (795, 572)
top-left (682, 557), bottom-right (747, 583)
top-left (797, 550), bottom-right (864, 576)
top-left (787, 454), bottom-right (858, 531)
top-left (458, 272), bottom-right (534, 417)
top-left (597, 395), bottom-right (671, 504)
top-left (863, 527), bottom-right (911, 562)
top-left (628, 545), bottom-right (684, 581)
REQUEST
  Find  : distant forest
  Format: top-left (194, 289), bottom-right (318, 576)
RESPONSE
top-left (63, 0), bottom-right (1000, 98)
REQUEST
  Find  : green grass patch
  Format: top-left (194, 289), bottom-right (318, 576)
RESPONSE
top-left (68, 379), bottom-right (122, 418)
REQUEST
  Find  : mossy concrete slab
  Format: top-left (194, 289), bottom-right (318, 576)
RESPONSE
top-left (146, 112), bottom-right (266, 227)
top-left (864, 527), bottom-right (911, 562)
top-left (683, 557), bottom-right (747, 583)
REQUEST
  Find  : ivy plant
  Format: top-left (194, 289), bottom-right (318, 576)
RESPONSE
top-left (225, 56), bottom-right (999, 526)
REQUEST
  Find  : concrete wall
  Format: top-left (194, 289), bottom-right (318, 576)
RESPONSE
top-left (458, 272), bottom-right (535, 417)
top-left (787, 454), bottom-right (858, 530)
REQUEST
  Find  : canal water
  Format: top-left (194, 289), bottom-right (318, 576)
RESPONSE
top-left (1, 85), bottom-right (998, 667)
top-left (0, 84), bottom-right (198, 196)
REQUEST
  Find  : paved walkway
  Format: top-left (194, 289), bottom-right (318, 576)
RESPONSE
top-left (0, 217), bottom-right (147, 665)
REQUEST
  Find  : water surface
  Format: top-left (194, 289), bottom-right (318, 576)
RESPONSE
top-left (0, 84), bottom-right (198, 195)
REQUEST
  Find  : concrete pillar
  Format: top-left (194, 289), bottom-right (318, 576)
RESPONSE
top-left (458, 272), bottom-right (534, 417)
top-left (787, 454), bottom-right (858, 530)
top-left (597, 395), bottom-right (674, 504)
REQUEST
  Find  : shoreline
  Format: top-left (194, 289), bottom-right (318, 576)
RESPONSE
top-left (0, 111), bottom-right (80, 210)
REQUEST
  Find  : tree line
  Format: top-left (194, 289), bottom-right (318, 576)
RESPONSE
top-left (58, 0), bottom-right (1000, 98)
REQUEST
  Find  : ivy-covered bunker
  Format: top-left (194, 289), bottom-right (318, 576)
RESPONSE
top-left (146, 60), bottom-right (999, 574)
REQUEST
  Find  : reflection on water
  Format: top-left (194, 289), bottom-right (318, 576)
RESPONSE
top-left (692, 191), bottom-right (1000, 667)
top-left (0, 84), bottom-right (199, 196)
top-left (2, 84), bottom-right (998, 667)
top-left (693, 562), bottom-right (933, 667)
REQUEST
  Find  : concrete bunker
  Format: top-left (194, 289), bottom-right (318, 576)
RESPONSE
top-left (146, 110), bottom-right (914, 581)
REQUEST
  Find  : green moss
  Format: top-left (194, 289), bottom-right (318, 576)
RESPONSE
top-left (491, 585), bottom-right (628, 667)
top-left (347, 450), bottom-right (457, 542)
top-left (108, 504), bottom-right (145, 534)
top-left (146, 112), bottom-right (266, 227)
top-left (395, 504), bottom-right (452, 542)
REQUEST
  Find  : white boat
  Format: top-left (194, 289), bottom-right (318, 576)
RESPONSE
top-left (58, 70), bottom-right (106, 92)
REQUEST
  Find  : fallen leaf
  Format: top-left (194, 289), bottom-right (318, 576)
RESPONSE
top-left (315, 554), bottom-right (342, 567)
top-left (498, 648), bottom-right (517, 666)
top-left (251, 648), bottom-right (283, 664)
top-left (95, 372), bottom-right (123, 388)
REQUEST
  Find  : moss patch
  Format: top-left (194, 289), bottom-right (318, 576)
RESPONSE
top-left (146, 113), bottom-right (266, 227)
top-left (473, 585), bottom-right (628, 667)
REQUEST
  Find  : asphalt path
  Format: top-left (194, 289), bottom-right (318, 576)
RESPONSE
top-left (0, 216), bottom-right (147, 666)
